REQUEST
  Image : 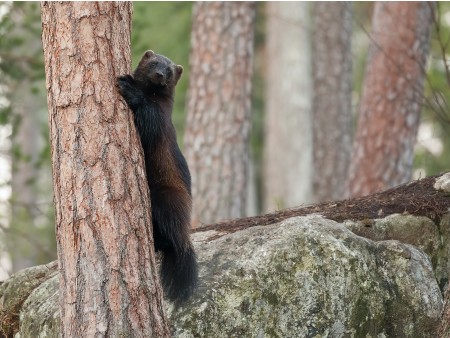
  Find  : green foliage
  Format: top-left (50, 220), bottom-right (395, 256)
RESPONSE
top-left (0, 2), bottom-right (44, 86)
top-left (0, 105), bottom-right (11, 125)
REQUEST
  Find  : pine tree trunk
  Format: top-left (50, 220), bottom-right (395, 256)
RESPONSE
top-left (312, 2), bottom-right (353, 203)
top-left (346, 2), bottom-right (433, 198)
top-left (184, 2), bottom-right (256, 226)
top-left (264, 2), bottom-right (313, 211)
top-left (40, 2), bottom-right (170, 337)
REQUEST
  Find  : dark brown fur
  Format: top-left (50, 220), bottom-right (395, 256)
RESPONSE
top-left (117, 50), bottom-right (198, 303)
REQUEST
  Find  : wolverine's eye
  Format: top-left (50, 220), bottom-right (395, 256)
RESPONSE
top-left (148, 61), bottom-right (157, 68)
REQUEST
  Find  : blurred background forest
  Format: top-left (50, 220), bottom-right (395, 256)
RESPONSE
top-left (0, 2), bottom-right (448, 278)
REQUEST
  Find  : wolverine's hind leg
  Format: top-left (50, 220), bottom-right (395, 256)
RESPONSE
top-left (150, 188), bottom-right (198, 302)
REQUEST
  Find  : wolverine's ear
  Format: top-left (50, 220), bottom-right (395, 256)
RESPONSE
top-left (175, 65), bottom-right (183, 82)
top-left (143, 50), bottom-right (155, 59)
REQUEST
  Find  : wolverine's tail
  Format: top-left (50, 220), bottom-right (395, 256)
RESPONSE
top-left (160, 245), bottom-right (198, 304)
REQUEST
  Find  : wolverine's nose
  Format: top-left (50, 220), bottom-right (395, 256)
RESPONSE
top-left (155, 71), bottom-right (164, 79)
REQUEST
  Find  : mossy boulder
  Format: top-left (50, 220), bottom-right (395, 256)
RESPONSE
top-left (170, 215), bottom-right (441, 337)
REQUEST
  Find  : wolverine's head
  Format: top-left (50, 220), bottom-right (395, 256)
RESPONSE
top-left (133, 50), bottom-right (183, 92)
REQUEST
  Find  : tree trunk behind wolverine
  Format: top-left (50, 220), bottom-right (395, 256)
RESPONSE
top-left (40, 2), bottom-right (170, 337)
top-left (264, 2), bottom-right (313, 211)
top-left (312, 1), bottom-right (352, 203)
top-left (346, 2), bottom-right (433, 198)
top-left (184, 2), bottom-right (256, 225)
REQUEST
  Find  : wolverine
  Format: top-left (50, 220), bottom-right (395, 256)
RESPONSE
top-left (117, 50), bottom-right (198, 303)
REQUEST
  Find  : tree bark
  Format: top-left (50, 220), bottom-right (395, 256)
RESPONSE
top-left (312, 2), bottom-right (353, 203)
top-left (346, 2), bottom-right (433, 198)
top-left (40, 2), bottom-right (170, 337)
top-left (184, 2), bottom-right (256, 226)
top-left (263, 2), bottom-right (313, 211)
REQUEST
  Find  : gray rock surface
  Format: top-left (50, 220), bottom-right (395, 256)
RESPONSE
top-left (170, 215), bottom-right (442, 337)
top-left (434, 172), bottom-right (450, 192)
top-left (344, 214), bottom-right (449, 287)
top-left (2, 215), bottom-right (441, 337)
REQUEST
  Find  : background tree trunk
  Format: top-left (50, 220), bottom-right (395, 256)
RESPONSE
top-left (346, 2), bottom-right (433, 198)
top-left (0, 2), bottom-right (55, 274)
top-left (312, 2), bottom-right (353, 203)
top-left (263, 2), bottom-right (313, 211)
top-left (40, 2), bottom-right (169, 337)
top-left (184, 2), bottom-right (256, 226)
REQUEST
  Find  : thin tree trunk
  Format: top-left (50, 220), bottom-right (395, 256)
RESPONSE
top-left (184, 2), bottom-right (256, 226)
top-left (346, 2), bottom-right (433, 198)
top-left (264, 2), bottom-right (313, 211)
top-left (40, 2), bottom-right (170, 337)
top-left (312, 2), bottom-right (353, 203)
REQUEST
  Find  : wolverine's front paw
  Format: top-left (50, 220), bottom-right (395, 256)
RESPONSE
top-left (117, 75), bottom-right (143, 110)
top-left (117, 75), bottom-right (135, 95)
